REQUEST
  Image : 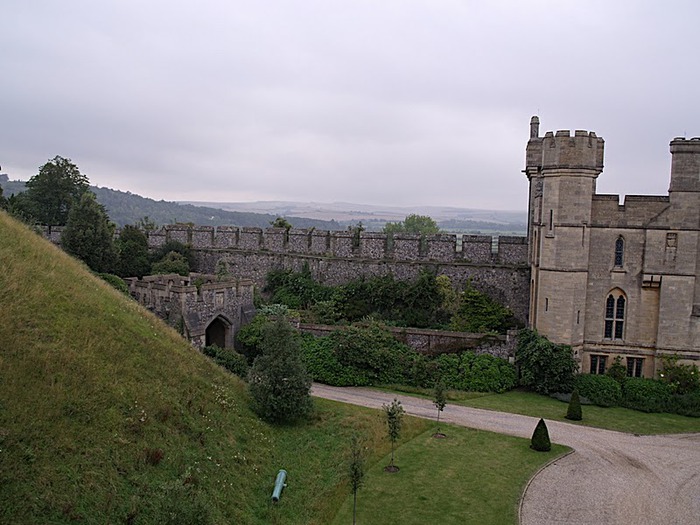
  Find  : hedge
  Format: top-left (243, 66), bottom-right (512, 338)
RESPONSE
top-left (575, 374), bottom-right (622, 407)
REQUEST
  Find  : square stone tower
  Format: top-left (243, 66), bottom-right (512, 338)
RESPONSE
top-left (525, 116), bottom-right (604, 350)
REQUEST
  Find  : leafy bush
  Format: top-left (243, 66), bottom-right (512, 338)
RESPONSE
top-left (667, 392), bottom-right (700, 417)
top-left (621, 378), bottom-right (672, 413)
top-left (202, 345), bottom-right (248, 378)
top-left (248, 318), bottom-right (312, 423)
top-left (299, 322), bottom-right (515, 393)
top-left (565, 388), bottom-right (582, 421)
top-left (606, 356), bottom-right (627, 384)
top-left (300, 335), bottom-right (368, 386)
top-left (449, 280), bottom-right (516, 334)
top-left (658, 355), bottom-right (700, 395)
top-left (454, 353), bottom-right (513, 392)
top-left (575, 374), bottom-right (621, 407)
top-left (97, 273), bottom-right (129, 295)
top-left (530, 418), bottom-right (551, 452)
top-left (516, 329), bottom-right (577, 394)
top-left (235, 313), bottom-right (274, 363)
top-left (151, 251), bottom-right (189, 276)
top-left (328, 321), bottom-right (415, 385)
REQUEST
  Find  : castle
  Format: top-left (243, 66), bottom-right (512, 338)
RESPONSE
top-left (39, 117), bottom-right (700, 375)
top-left (525, 116), bottom-right (700, 376)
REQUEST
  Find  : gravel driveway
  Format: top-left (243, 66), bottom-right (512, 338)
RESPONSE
top-left (311, 384), bottom-right (700, 525)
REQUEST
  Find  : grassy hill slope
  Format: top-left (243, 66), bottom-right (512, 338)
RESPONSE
top-left (0, 210), bottom-right (428, 524)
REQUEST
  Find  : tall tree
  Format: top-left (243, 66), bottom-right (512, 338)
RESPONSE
top-left (25, 156), bottom-right (90, 225)
top-left (115, 225), bottom-right (150, 278)
top-left (248, 317), bottom-right (313, 423)
top-left (61, 192), bottom-right (116, 273)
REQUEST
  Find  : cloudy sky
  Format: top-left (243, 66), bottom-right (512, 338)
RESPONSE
top-left (2, 0), bottom-right (698, 211)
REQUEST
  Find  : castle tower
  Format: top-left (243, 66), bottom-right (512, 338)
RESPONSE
top-left (525, 117), bottom-right (604, 348)
top-left (668, 138), bottom-right (700, 334)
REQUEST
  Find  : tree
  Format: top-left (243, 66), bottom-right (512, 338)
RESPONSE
top-left (516, 329), bottom-right (578, 394)
top-left (450, 281), bottom-right (515, 334)
top-left (24, 156), bottom-right (90, 225)
top-left (382, 398), bottom-right (405, 472)
top-left (270, 217), bottom-right (292, 230)
top-left (383, 214), bottom-right (440, 235)
top-left (247, 317), bottom-right (313, 423)
top-left (433, 379), bottom-right (447, 437)
top-left (0, 184), bottom-right (6, 210)
top-left (61, 192), bottom-right (116, 273)
top-left (565, 388), bottom-right (583, 421)
top-left (151, 240), bottom-right (195, 270)
top-left (348, 435), bottom-right (365, 525)
top-left (151, 251), bottom-right (190, 276)
top-left (115, 225), bottom-right (150, 278)
top-left (530, 418), bottom-right (551, 452)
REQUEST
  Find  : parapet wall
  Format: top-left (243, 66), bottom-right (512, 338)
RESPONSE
top-left (146, 225), bottom-right (528, 265)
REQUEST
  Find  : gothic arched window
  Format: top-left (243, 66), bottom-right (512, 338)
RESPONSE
top-left (604, 290), bottom-right (625, 339)
top-left (614, 237), bottom-right (624, 267)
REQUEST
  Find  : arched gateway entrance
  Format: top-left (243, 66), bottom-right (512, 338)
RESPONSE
top-left (205, 316), bottom-right (230, 348)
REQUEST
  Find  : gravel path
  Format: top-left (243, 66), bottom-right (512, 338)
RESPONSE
top-left (311, 384), bottom-right (700, 525)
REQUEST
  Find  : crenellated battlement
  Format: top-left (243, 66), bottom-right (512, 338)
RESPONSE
top-left (144, 225), bottom-right (528, 265)
top-left (526, 119), bottom-right (604, 175)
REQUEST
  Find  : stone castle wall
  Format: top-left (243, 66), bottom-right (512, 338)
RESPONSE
top-left (144, 224), bottom-right (530, 323)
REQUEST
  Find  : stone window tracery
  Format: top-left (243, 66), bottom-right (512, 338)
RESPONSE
top-left (614, 236), bottom-right (624, 267)
top-left (604, 290), bottom-right (625, 340)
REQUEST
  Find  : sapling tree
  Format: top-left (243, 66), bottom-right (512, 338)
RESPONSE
top-left (433, 379), bottom-right (447, 437)
top-left (348, 435), bottom-right (365, 525)
top-left (383, 398), bottom-right (405, 472)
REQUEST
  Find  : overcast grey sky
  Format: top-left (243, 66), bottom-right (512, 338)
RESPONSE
top-left (2, 0), bottom-right (698, 210)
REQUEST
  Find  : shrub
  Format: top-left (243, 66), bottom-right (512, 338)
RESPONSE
top-left (516, 329), bottom-right (578, 394)
top-left (464, 353), bottom-right (517, 393)
top-left (97, 273), bottom-right (129, 295)
top-left (248, 318), bottom-right (312, 423)
top-left (202, 345), bottom-right (248, 378)
top-left (667, 392), bottom-right (700, 417)
top-left (235, 313), bottom-right (273, 363)
top-left (621, 378), bottom-right (672, 413)
top-left (565, 388), bottom-right (582, 420)
top-left (449, 280), bottom-right (516, 334)
top-left (606, 356), bottom-right (627, 384)
top-left (530, 418), bottom-right (551, 452)
top-left (575, 374), bottom-right (621, 407)
top-left (658, 355), bottom-right (700, 395)
top-left (300, 334), bottom-right (368, 386)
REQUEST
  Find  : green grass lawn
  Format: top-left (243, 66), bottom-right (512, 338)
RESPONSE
top-left (382, 385), bottom-right (700, 435)
top-left (331, 424), bottom-right (568, 525)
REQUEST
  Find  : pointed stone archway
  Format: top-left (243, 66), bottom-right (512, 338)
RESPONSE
top-left (205, 315), bottom-right (230, 348)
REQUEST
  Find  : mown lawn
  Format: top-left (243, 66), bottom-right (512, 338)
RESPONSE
top-left (331, 424), bottom-right (568, 525)
top-left (382, 385), bottom-right (700, 435)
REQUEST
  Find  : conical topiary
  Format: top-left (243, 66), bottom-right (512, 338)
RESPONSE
top-left (530, 418), bottom-right (551, 452)
top-left (565, 388), bottom-right (583, 421)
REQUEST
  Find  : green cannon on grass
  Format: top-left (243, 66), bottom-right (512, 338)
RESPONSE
top-left (271, 469), bottom-right (287, 502)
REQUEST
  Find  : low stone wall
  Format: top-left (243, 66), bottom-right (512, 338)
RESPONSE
top-left (298, 323), bottom-right (517, 359)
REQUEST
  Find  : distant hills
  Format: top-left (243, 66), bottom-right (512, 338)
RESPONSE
top-left (0, 179), bottom-right (341, 230)
top-left (1, 177), bottom-right (526, 234)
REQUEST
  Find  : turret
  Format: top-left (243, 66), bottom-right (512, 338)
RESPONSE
top-left (669, 137), bottom-right (700, 193)
top-left (524, 118), bottom-right (604, 347)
